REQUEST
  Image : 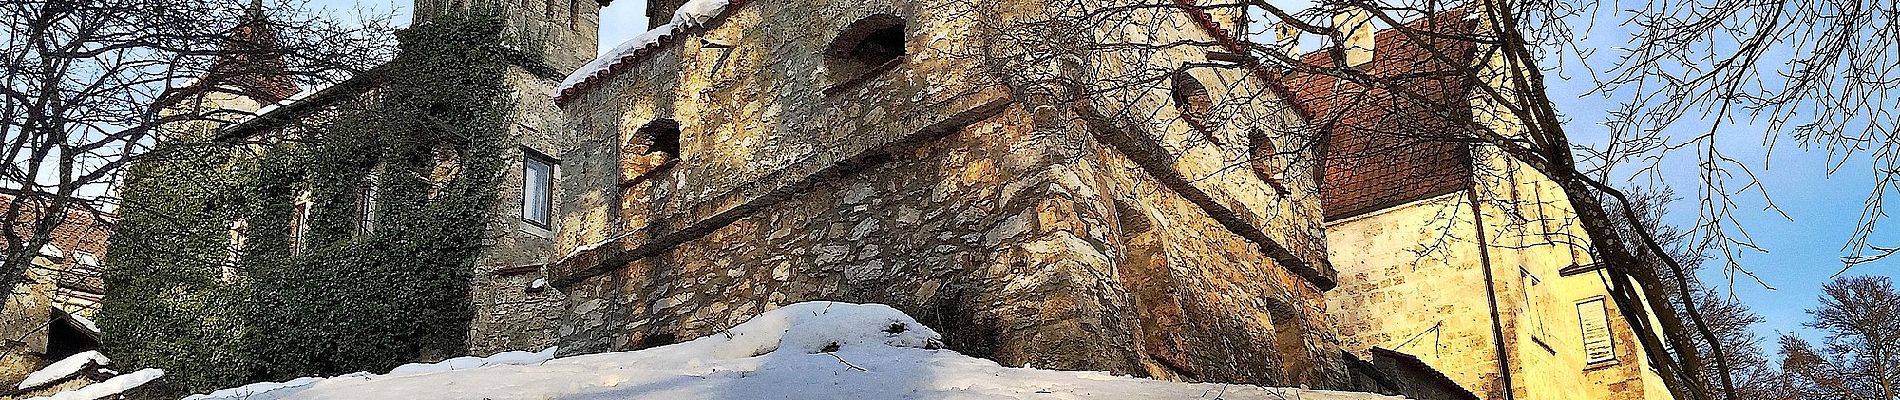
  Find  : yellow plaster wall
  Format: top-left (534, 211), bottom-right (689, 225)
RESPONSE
top-left (1325, 192), bottom-right (1508, 397)
top-left (1325, 176), bottom-right (1671, 400)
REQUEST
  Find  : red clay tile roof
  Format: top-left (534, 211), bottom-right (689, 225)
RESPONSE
top-left (0, 193), bottom-right (115, 294)
top-left (213, 16), bottom-right (301, 102)
top-left (1284, 8), bottom-right (1483, 221)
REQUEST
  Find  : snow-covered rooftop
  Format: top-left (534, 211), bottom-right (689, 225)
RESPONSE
top-left (17, 350), bottom-right (168, 400)
top-left (17, 351), bottom-right (109, 391)
top-left (556, 0), bottom-right (739, 101)
top-left (182, 301), bottom-right (1403, 400)
top-left (25, 368), bottom-right (163, 400)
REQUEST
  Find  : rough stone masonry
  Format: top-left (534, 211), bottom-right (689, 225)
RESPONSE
top-left (546, 0), bottom-right (1347, 388)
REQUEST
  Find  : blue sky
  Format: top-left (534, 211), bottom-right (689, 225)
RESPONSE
top-left (1533, 10), bottom-right (1899, 345)
top-left (303, 0), bottom-right (1894, 346)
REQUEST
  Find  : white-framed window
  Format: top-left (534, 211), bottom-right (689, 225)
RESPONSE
top-left (1577, 296), bottom-right (1617, 364)
top-left (522, 149), bottom-right (556, 228)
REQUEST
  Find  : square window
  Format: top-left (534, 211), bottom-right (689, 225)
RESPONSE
top-left (522, 150), bottom-right (556, 227)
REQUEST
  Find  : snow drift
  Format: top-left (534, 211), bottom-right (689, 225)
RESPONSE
top-left (184, 301), bottom-right (1399, 400)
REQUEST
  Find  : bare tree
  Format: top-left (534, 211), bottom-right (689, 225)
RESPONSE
top-left (1777, 275), bottom-right (1900, 400)
top-left (0, 0), bottom-right (394, 314)
top-left (1613, 188), bottom-right (1786, 398)
top-left (1576, 0), bottom-right (1900, 274)
top-left (948, 0), bottom-right (1812, 398)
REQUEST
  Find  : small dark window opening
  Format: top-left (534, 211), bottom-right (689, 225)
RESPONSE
top-left (641, 119), bottom-right (682, 158)
top-left (1114, 199), bottom-right (1153, 234)
top-left (522, 149), bottom-right (556, 228)
top-left (1171, 69), bottom-right (1214, 131)
top-left (45, 309), bottom-right (100, 361)
top-left (569, 0), bottom-right (581, 30)
top-left (1263, 298), bottom-right (1310, 384)
top-left (848, 25), bottom-right (904, 67)
top-left (1249, 129), bottom-right (1289, 195)
top-left (639, 331), bottom-right (678, 349)
top-left (824, 15), bottom-right (907, 90)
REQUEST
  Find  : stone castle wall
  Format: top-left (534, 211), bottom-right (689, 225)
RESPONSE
top-left (466, 67), bottom-right (573, 354)
top-left (414, 0), bottom-right (603, 357)
top-left (548, 0), bottom-right (1345, 388)
top-left (414, 0), bottom-right (601, 72)
top-left (1322, 158), bottom-right (1671, 400)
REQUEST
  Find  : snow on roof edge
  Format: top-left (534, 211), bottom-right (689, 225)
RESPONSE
top-left (17, 351), bottom-right (110, 391)
top-left (26, 368), bottom-right (164, 400)
top-left (67, 313), bottom-right (101, 335)
top-left (555, 0), bottom-right (742, 102)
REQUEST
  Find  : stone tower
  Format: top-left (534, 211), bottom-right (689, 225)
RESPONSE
top-left (404, 0), bottom-right (609, 354)
top-left (158, 0), bottom-right (299, 124)
top-left (412, 0), bottom-right (602, 72)
top-left (548, 0), bottom-right (1347, 389)
top-left (109, 0), bottom-right (609, 387)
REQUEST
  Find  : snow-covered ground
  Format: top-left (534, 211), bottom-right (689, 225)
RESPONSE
top-left (171, 301), bottom-right (1397, 400)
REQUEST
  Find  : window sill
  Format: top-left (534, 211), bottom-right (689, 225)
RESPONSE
top-left (519, 220), bottom-right (554, 239)
top-left (822, 58), bottom-right (904, 96)
top-left (1530, 335), bottom-right (1556, 355)
top-left (619, 154), bottom-right (677, 188)
top-left (489, 263), bottom-right (544, 277)
top-left (1583, 359), bottom-right (1621, 371)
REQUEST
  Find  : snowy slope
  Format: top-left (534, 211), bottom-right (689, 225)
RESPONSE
top-left (188, 302), bottom-right (1401, 400)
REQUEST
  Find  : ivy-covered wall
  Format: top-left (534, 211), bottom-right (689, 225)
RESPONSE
top-left (100, 12), bottom-right (517, 397)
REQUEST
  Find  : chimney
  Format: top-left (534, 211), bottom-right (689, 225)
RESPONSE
top-left (1275, 22), bottom-right (1300, 59)
top-left (1330, 6), bottom-right (1374, 66)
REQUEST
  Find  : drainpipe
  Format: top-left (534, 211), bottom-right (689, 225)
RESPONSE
top-left (1467, 185), bottom-right (1517, 400)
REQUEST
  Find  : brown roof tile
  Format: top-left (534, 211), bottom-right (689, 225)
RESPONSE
top-left (1284, 9), bottom-right (1483, 220)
